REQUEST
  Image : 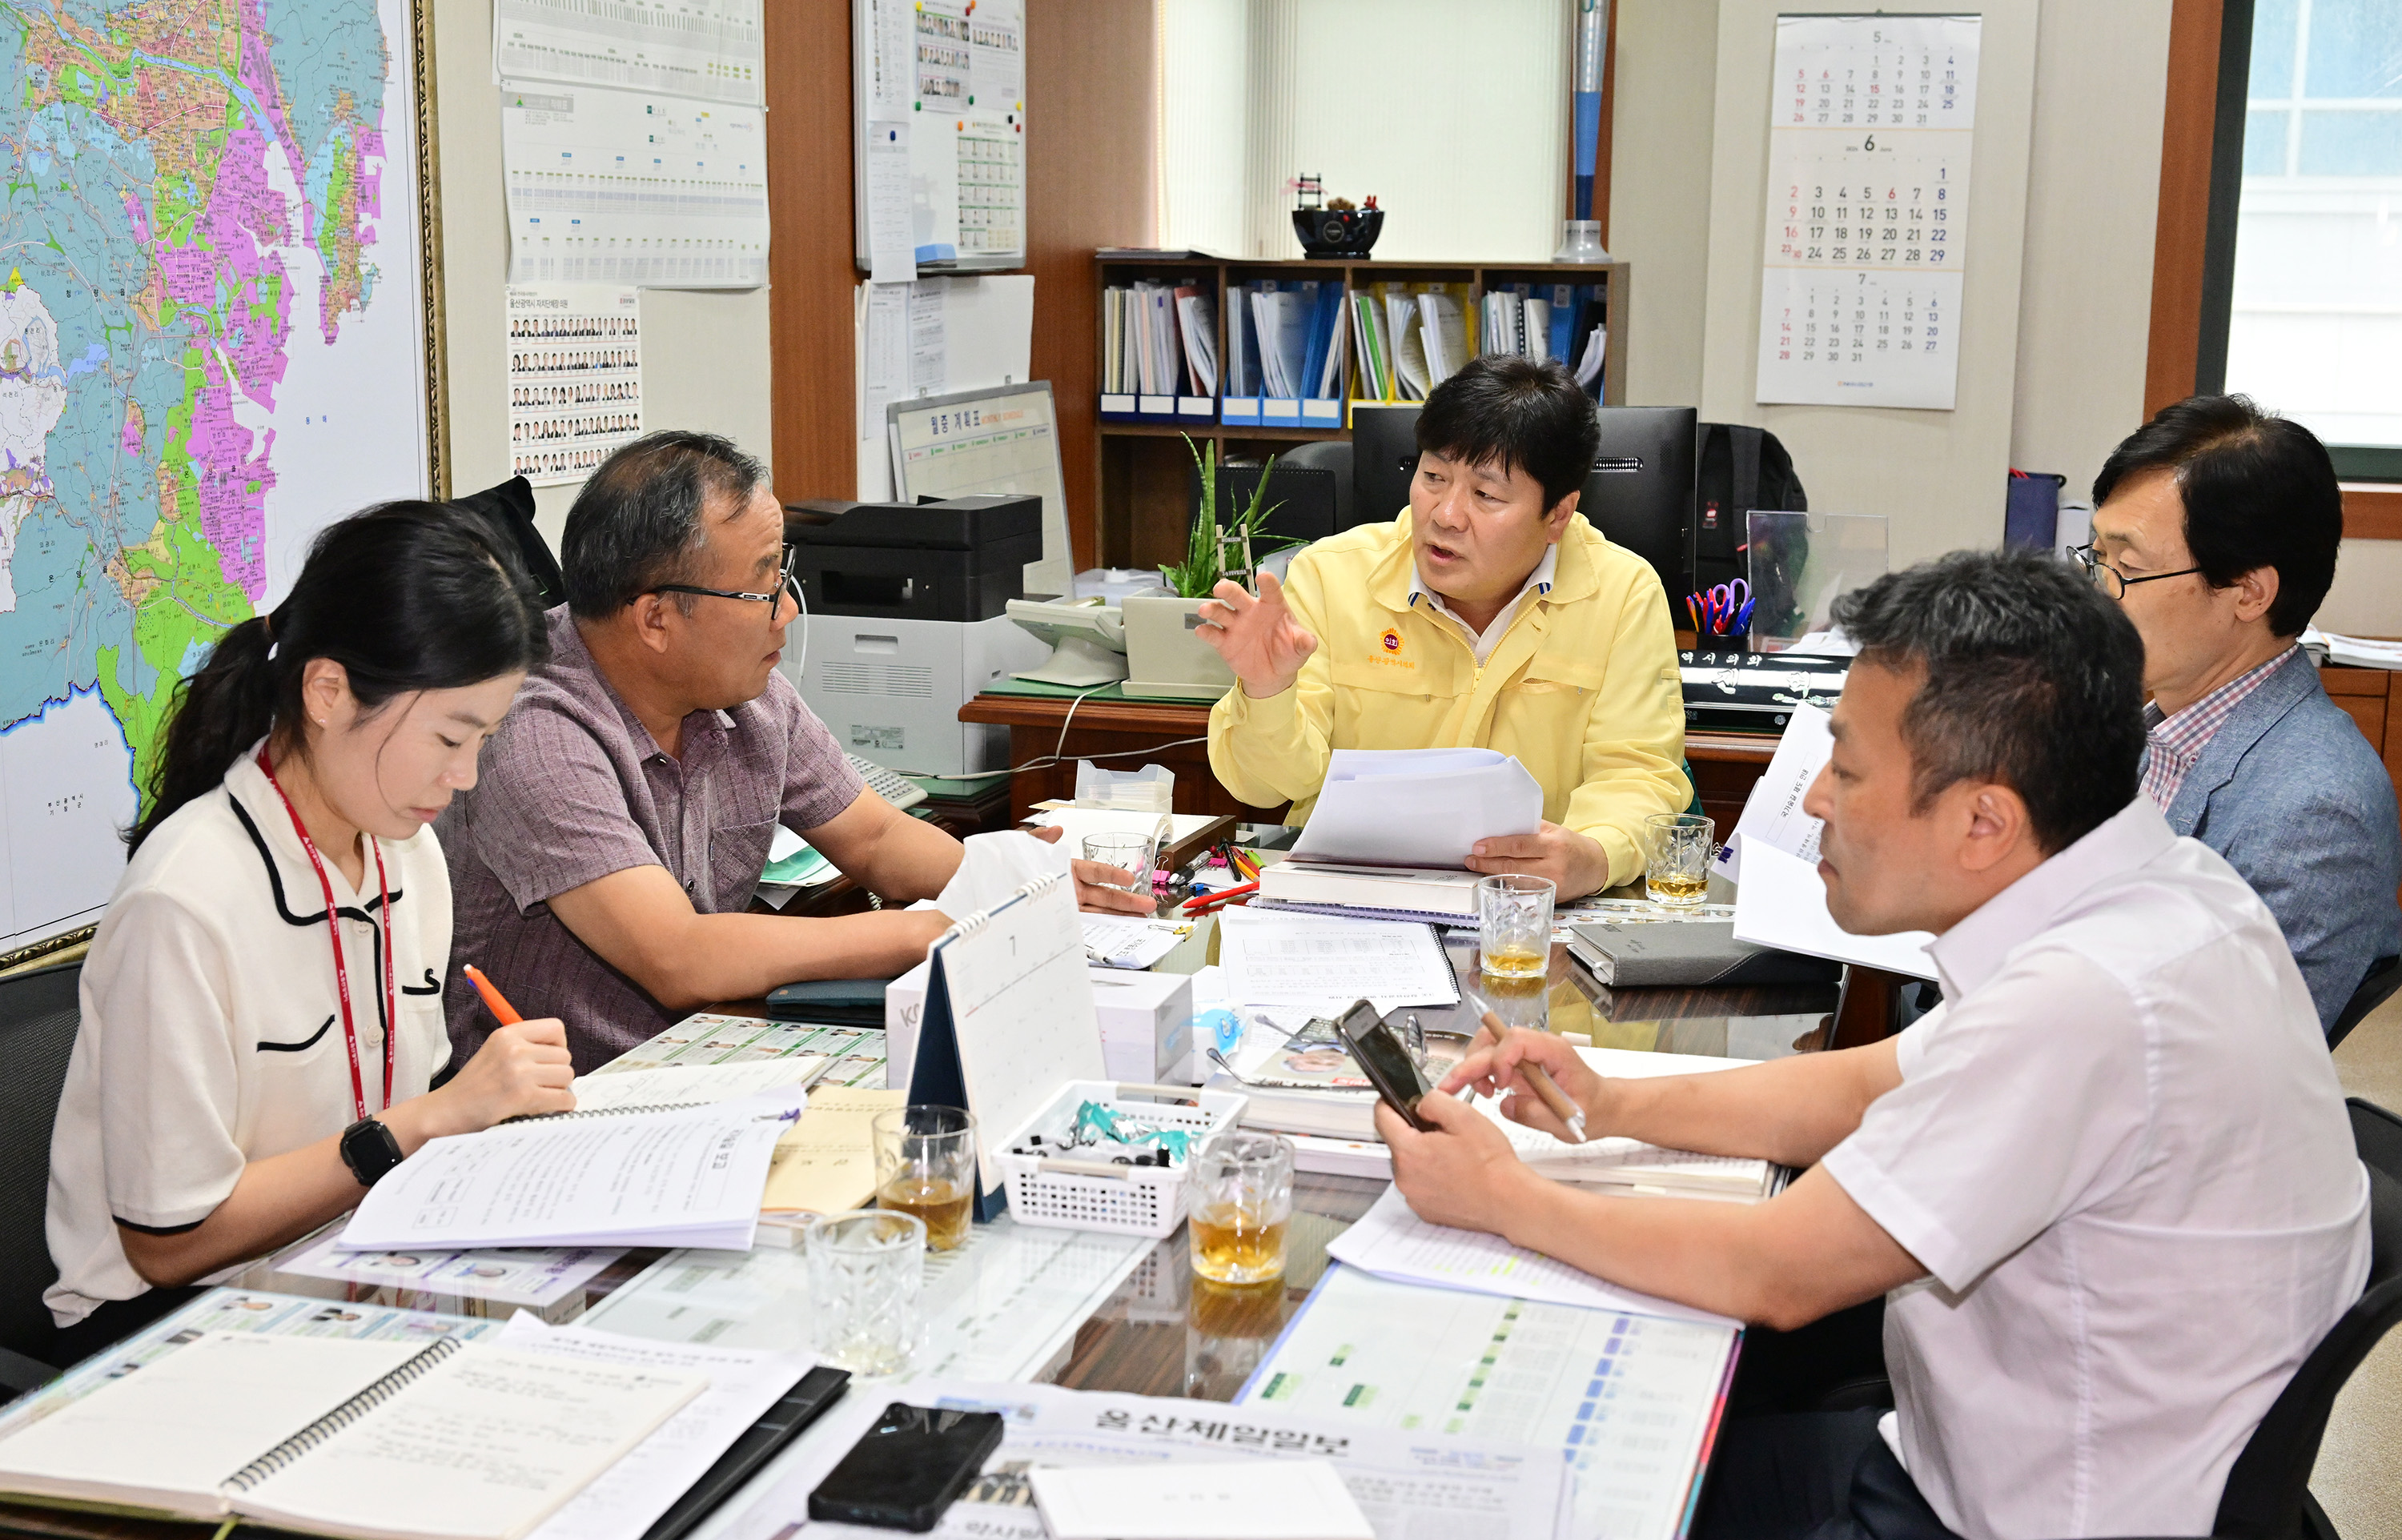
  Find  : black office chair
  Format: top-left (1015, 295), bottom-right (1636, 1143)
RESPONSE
top-left (449, 474), bottom-right (566, 610)
top-left (2327, 955), bottom-right (2400, 1053)
top-left (0, 959), bottom-right (81, 1399)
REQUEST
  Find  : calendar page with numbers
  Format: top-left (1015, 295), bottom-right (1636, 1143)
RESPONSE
top-left (1755, 13), bottom-right (1982, 410)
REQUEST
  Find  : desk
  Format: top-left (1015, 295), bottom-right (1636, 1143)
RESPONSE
top-left (962, 689), bottom-right (1786, 834)
top-left (0, 948), bottom-right (1821, 1540)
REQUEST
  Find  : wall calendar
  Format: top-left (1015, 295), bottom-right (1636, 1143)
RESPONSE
top-left (1755, 14), bottom-right (1982, 410)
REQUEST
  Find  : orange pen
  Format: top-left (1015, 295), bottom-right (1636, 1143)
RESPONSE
top-left (462, 964), bottom-right (524, 1026)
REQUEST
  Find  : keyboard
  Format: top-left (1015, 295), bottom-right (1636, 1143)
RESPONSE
top-left (848, 752), bottom-right (929, 811)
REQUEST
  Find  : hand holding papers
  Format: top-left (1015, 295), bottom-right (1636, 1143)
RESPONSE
top-left (1290, 748), bottom-right (1541, 868)
top-left (1720, 700), bottom-right (1938, 978)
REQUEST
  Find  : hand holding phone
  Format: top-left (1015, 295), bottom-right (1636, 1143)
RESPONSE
top-left (1333, 999), bottom-right (1436, 1133)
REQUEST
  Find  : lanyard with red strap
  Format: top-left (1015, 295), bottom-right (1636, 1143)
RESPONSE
top-left (255, 746), bottom-right (395, 1120)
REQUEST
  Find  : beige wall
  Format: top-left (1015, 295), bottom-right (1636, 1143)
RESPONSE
top-left (429, 0), bottom-right (776, 555)
top-left (1606, 0), bottom-right (1719, 411)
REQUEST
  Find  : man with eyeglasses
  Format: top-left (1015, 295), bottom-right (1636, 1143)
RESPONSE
top-left (2079, 394), bottom-right (2399, 1033)
top-left (439, 431), bottom-right (1152, 1071)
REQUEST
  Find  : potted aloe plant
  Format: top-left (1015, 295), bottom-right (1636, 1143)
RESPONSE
top-left (1122, 439), bottom-right (1296, 699)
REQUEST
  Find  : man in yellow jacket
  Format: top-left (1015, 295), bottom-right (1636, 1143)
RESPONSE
top-left (1200, 356), bottom-right (1689, 899)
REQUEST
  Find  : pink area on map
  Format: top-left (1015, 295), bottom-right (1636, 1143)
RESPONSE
top-left (120, 190), bottom-right (147, 243)
top-left (181, 349), bottom-right (275, 602)
top-left (120, 412), bottom-right (140, 456)
top-left (196, 121), bottom-right (292, 411)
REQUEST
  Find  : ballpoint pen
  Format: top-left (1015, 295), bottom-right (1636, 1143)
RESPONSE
top-left (463, 963), bottom-right (524, 1026)
top-left (1463, 991), bottom-right (1587, 1144)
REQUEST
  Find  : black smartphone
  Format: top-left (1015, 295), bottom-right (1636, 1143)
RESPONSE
top-left (808, 1402), bottom-right (1005, 1532)
top-left (1334, 999), bottom-right (1435, 1132)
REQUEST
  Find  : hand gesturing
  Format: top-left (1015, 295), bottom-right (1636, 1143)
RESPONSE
top-left (1193, 571), bottom-right (1319, 699)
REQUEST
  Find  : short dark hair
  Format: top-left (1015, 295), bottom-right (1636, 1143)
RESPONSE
top-left (1831, 547), bottom-right (2146, 854)
top-left (2091, 394), bottom-right (2340, 636)
top-left (1415, 356), bottom-right (1600, 511)
top-left (561, 431), bottom-right (766, 617)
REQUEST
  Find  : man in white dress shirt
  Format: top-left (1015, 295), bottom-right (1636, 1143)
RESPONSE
top-left (1379, 548), bottom-right (2371, 1540)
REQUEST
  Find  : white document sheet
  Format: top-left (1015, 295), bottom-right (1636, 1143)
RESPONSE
top-left (864, 126), bottom-right (915, 283)
top-left (231, 1349), bottom-right (705, 1540)
top-left (715, 1380), bottom-right (1563, 1540)
top-left (1216, 908), bottom-right (1460, 1015)
top-left (1239, 1266), bottom-right (1740, 1540)
top-left (336, 1093), bottom-right (802, 1252)
top-left (1029, 1460), bottom-right (1373, 1540)
top-left (1083, 916), bottom-right (1183, 970)
top-left (1290, 749), bottom-right (1542, 868)
top-left (275, 1236), bottom-right (626, 1309)
top-left (923, 828), bottom-right (1074, 920)
top-left (1731, 839), bottom-right (1938, 980)
top-left (566, 1058), bottom-right (831, 1113)
top-left (501, 1317), bottom-right (811, 1540)
top-left (502, 84), bottom-right (768, 289)
top-left (493, 0), bottom-right (764, 106)
top-left (1715, 700), bottom-right (1834, 882)
top-left (1325, 1185), bottom-right (1737, 1326)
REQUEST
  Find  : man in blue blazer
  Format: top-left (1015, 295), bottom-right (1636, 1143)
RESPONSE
top-left (2083, 395), bottom-right (2401, 1034)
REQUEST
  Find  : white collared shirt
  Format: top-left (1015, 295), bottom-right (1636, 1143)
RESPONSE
top-left (1407, 544), bottom-right (1556, 665)
top-left (1820, 798), bottom-right (2369, 1540)
top-left (45, 748), bottom-right (454, 1325)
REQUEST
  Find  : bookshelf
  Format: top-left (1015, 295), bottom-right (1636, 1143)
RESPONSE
top-left (1094, 254), bottom-right (1632, 571)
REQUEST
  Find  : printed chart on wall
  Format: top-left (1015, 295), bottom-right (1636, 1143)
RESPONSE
top-left (0, 0), bottom-right (437, 960)
top-left (854, 0), bottom-right (1027, 271)
top-left (502, 85), bottom-right (769, 287)
top-left (494, 0), bottom-right (764, 106)
top-left (1754, 13), bottom-right (1982, 410)
top-left (508, 286), bottom-right (644, 487)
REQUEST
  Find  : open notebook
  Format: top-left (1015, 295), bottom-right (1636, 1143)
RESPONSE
top-left (0, 1333), bottom-right (702, 1540)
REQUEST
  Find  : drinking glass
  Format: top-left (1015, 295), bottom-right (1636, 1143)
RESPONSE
top-left (1477, 873), bottom-right (1555, 980)
top-left (1645, 812), bottom-right (1717, 908)
top-left (1187, 1132), bottom-right (1295, 1285)
top-left (1082, 833), bottom-right (1153, 894)
top-left (804, 1209), bottom-right (925, 1376)
top-left (874, 1105), bottom-right (977, 1253)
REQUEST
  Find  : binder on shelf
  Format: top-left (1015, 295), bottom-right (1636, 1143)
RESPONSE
top-left (1238, 276), bottom-right (1345, 428)
top-left (1100, 275), bottom-right (1219, 424)
top-left (904, 872), bottom-right (1105, 1223)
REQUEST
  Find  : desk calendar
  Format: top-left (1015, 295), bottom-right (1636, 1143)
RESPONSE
top-left (1755, 14), bottom-right (1982, 411)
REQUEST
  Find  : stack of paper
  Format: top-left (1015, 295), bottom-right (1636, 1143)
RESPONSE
top-left (1327, 1185), bottom-right (1737, 1326)
top-left (1288, 748), bottom-right (1543, 868)
top-left (339, 1093), bottom-right (804, 1252)
top-left (1175, 287), bottom-right (1218, 395)
top-left (1216, 907), bottom-right (1459, 1016)
top-left (1415, 288), bottom-right (1469, 387)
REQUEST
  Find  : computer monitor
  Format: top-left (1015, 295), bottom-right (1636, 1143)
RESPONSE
top-left (1584, 406), bottom-right (1698, 599)
top-left (1350, 406), bottom-right (1423, 530)
top-left (1187, 461), bottom-right (1343, 547)
top-left (887, 382), bottom-right (1073, 597)
top-left (1342, 403), bottom-right (1696, 598)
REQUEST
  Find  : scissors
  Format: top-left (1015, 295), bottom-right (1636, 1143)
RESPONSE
top-left (1705, 579), bottom-right (1753, 636)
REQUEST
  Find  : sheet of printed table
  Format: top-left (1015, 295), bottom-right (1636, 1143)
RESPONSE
top-left (1755, 13), bottom-right (1982, 410)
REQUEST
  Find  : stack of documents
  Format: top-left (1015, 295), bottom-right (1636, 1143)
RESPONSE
top-left (1255, 748), bottom-right (1540, 921)
top-left (339, 1091), bottom-right (805, 1252)
top-left (1216, 907), bottom-right (1460, 1017)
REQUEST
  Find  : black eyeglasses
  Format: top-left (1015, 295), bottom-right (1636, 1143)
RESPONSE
top-left (2070, 543), bottom-right (2202, 601)
top-left (652, 547), bottom-right (801, 629)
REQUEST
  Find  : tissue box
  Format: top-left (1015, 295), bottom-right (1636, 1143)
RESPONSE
top-left (883, 962), bottom-right (1191, 1091)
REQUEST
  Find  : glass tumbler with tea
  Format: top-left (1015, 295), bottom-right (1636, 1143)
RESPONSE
top-left (1477, 873), bottom-right (1556, 980)
top-left (1644, 812), bottom-right (1717, 908)
top-left (1187, 1131), bottom-right (1295, 1285)
top-left (804, 1209), bottom-right (925, 1378)
top-left (874, 1105), bottom-right (977, 1252)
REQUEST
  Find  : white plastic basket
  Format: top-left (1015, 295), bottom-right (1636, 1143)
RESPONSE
top-left (994, 1081), bottom-right (1248, 1237)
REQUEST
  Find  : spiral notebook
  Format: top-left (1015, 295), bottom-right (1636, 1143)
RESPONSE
top-left (0, 1331), bottom-right (703, 1540)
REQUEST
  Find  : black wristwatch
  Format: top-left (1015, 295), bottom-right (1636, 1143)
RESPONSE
top-left (339, 1116), bottom-right (406, 1189)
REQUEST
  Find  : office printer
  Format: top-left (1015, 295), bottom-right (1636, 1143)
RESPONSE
top-left (780, 495), bottom-right (1052, 776)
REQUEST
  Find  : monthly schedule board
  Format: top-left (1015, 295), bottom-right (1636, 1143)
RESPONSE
top-left (1755, 14), bottom-right (1982, 411)
top-left (854, 0), bottom-right (1028, 270)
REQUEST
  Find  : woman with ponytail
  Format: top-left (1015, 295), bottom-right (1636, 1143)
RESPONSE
top-left (46, 500), bottom-right (574, 1362)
